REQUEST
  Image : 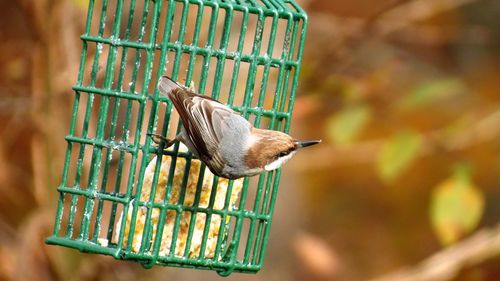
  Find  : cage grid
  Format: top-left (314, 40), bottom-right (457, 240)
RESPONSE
top-left (46, 0), bottom-right (308, 276)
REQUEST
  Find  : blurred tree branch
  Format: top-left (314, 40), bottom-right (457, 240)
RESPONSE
top-left (368, 223), bottom-right (500, 281)
top-left (15, 211), bottom-right (58, 281)
top-left (19, 0), bottom-right (83, 206)
top-left (370, 0), bottom-right (480, 36)
top-left (295, 109), bottom-right (500, 170)
top-left (366, 0), bottom-right (491, 46)
top-left (305, 0), bottom-right (485, 77)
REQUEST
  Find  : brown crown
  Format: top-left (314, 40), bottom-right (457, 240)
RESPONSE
top-left (244, 128), bottom-right (296, 169)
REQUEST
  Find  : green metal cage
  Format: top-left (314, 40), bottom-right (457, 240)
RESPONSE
top-left (46, 0), bottom-right (308, 276)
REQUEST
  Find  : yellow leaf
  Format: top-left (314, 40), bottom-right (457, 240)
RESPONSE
top-left (72, 0), bottom-right (88, 10)
top-left (430, 165), bottom-right (484, 245)
top-left (399, 78), bottom-right (466, 109)
top-left (376, 131), bottom-right (421, 182)
top-left (325, 105), bottom-right (371, 145)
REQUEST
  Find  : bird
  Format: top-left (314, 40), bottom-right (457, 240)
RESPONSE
top-left (152, 76), bottom-right (321, 179)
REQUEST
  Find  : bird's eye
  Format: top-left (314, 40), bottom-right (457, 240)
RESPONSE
top-left (277, 151), bottom-right (289, 158)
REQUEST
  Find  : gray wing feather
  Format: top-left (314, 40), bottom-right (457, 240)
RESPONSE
top-left (158, 76), bottom-right (250, 175)
top-left (186, 97), bottom-right (248, 173)
top-left (211, 108), bottom-right (232, 141)
top-left (188, 98), bottom-right (221, 149)
top-left (188, 97), bottom-right (248, 149)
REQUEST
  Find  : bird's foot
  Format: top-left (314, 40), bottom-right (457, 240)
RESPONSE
top-left (148, 133), bottom-right (177, 153)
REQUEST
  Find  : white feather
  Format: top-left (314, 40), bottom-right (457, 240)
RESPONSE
top-left (264, 151), bottom-right (296, 171)
top-left (245, 134), bottom-right (259, 149)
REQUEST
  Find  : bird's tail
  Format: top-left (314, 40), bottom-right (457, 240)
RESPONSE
top-left (158, 76), bottom-right (182, 96)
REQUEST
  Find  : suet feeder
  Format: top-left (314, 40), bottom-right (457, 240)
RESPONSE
top-left (46, 0), bottom-right (308, 276)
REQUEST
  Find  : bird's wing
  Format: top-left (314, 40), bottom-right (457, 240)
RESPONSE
top-left (158, 76), bottom-right (248, 167)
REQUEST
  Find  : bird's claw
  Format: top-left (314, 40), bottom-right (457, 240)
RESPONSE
top-left (147, 133), bottom-right (177, 151)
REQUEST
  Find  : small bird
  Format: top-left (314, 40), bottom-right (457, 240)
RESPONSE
top-left (153, 76), bottom-right (320, 179)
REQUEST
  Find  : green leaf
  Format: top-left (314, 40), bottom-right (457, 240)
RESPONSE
top-left (430, 164), bottom-right (484, 245)
top-left (325, 105), bottom-right (371, 145)
top-left (376, 131), bottom-right (422, 182)
top-left (399, 78), bottom-right (466, 109)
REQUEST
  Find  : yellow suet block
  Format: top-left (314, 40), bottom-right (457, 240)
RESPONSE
top-left (114, 144), bottom-right (243, 258)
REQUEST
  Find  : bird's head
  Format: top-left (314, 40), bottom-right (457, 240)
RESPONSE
top-left (244, 129), bottom-right (321, 172)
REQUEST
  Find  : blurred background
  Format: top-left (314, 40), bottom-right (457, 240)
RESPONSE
top-left (0, 0), bottom-right (499, 280)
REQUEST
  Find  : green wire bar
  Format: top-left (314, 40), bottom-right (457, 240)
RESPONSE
top-left (46, 0), bottom-right (308, 276)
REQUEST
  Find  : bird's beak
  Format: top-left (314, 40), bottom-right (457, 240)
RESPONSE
top-left (295, 140), bottom-right (321, 148)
